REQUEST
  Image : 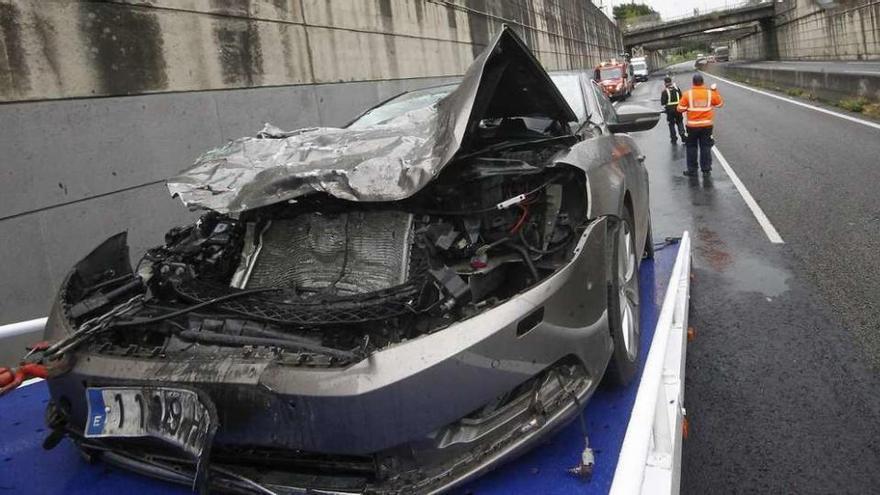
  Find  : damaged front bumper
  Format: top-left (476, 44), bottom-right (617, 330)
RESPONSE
top-left (45, 219), bottom-right (614, 494)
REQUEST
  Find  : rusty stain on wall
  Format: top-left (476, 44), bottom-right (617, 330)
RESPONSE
top-left (0, 3), bottom-right (30, 98)
top-left (80, 3), bottom-right (168, 95)
top-left (215, 19), bottom-right (264, 86)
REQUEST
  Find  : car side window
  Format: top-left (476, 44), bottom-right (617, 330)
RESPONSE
top-left (549, 74), bottom-right (587, 124)
top-left (590, 82), bottom-right (618, 126)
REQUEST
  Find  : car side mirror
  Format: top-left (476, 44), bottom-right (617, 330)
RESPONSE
top-left (607, 104), bottom-right (661, 133)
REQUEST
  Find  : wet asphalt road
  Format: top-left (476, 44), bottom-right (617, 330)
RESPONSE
top-left (622, 64), bottom-right (880, 494)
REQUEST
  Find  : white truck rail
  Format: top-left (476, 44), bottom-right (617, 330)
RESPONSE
top-left (0, 317), bottom-right (47, 340)
top-left (610, 231), bottom-right (692, 495)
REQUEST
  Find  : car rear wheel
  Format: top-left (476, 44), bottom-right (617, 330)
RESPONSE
top-left (605, 212), bottom-right (641, 386)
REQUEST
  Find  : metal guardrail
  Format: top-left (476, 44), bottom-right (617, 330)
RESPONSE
top-left (610, 231), bottom-right (692, 495)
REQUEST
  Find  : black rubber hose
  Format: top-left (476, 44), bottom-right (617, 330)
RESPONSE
top-left (82, 274), bottom-right (137, 297)
top-left (518, 228), bottom-right (572, 255)
top-left (178, 330), bottom-right (357, 361)
top-left (505, 241), bottom-right (540, 283)
top-left (113, 288), bottom-right (279, 328)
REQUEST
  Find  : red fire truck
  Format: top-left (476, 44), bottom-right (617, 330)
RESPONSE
top-left (594, 59), bottom-right (634, 101)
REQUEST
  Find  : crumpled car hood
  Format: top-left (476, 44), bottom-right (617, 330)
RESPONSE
top-left (166, 26), bottom-right (577, 213)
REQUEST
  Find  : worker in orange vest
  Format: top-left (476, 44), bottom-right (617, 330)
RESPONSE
top-left (677, 73), bottom-right (724, 177)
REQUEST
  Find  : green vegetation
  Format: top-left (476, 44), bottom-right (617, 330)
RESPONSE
top-left (613, 3), bottom-right (658, 22)
top-left (838, 97), bottom-right (870, 113)
top-left (725, 73), bottom-right (876, 120)
top-left (863, 103), bottom-right (880, 118)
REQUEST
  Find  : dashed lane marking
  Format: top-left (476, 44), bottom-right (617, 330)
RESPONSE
top-left (712, 147), bottom-right (785, 244)
top-left (702, 71), bottom-right (880, 132)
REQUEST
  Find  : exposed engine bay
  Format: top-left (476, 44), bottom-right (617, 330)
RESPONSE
top-left (57, 149), bottom-right (588, 368)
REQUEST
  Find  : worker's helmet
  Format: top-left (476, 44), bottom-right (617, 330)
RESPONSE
top-left (663, 76), bottom-right (672, 85)
top-left (693, 73), bottom-right (704, 85)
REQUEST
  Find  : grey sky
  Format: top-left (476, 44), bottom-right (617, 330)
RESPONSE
top-left (599, 0), bottom-right (739, 20)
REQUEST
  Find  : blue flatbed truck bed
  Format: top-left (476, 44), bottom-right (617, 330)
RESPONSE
top-left (0, 240), bottom-right (688, 495)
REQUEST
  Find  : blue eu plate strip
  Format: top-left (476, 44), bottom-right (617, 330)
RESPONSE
top-left (85, 389), bottom-right (106, 436)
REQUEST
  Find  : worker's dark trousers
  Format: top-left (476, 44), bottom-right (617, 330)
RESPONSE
top-left (666, 111), bottom-right (686, 142)
top-left (685, 126), bottom-right (714, 172)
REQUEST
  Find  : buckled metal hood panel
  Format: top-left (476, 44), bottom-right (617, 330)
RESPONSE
top-left (166, 26), bottom-right (577, 213)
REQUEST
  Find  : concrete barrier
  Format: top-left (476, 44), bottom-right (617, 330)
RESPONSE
top-left (703, 62), bottom-right (880, 104)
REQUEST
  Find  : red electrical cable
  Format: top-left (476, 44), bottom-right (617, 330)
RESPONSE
top-left (509, 204), bottom-right (529, 234)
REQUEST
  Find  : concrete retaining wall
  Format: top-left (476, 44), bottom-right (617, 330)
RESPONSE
top-left (0, 0), bottom-right (623, 326)
top-left (729, 27), bottom-right (768, 61)
top-left (703, 62), bottom-right (880, 103)
top-left (731, 0), bottom-right (880, 61)
top-left (0, 0), bottom-right (623, 101)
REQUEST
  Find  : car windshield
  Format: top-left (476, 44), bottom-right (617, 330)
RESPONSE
top-left (348, 85), bottom-right (455, 128)
top-left (349, 77), bottom-right (584, 133)
top-left (599, 67), bottom-right (622, 80)
top-left (548, 73), bottom-right (586, 122)
top-left (633, 62), bottom-right (646, 71)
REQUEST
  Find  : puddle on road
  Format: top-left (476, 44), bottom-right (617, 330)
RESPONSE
top-left (725, 256), bottom-right (791, 297)
top-left (695, 227), bottom-right (790, 297)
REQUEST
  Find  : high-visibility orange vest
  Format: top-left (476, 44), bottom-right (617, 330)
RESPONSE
top-left (676, 85), bottom-right (724, 127)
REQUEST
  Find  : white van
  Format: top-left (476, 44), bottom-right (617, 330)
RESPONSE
top-left (631, 57), bottom-right (649, 82)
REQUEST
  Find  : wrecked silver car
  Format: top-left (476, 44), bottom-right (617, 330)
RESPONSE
top-left (36, 27), bottom-right (659, 494)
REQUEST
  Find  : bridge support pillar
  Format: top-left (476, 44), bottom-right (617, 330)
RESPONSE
top-left (759, 18), bottom-right (779, 61)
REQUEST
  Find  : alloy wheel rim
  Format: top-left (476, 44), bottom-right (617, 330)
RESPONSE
top-left (618, 223), bottom-right (639, 360)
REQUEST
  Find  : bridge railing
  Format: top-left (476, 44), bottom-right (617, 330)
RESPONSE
top-left (622, 0), bottom-right (772, 33)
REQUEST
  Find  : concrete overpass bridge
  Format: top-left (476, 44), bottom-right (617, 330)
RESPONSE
top-left (641, 26), bottom-right (758, 51)
top-left (623, 1), bottom-right (776, 52)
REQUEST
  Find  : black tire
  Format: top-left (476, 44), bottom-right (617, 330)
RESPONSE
top-left (605, 211), bottom-right (641, 386)
top-left (643, 214), bottom-right (655, 260)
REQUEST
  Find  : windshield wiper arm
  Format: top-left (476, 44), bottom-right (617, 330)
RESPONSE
top-left (458, 135), bottom-right (578, 161)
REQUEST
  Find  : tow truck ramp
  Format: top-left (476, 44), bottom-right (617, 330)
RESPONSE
top-left (0, 233), bottom-right (692, 495)
top-left (611, 231), bottom-right (691, 495)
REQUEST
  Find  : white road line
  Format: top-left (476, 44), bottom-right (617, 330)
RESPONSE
top-left (702, 71), bottom-right (880, 131)
top-left (712, 147), bottom-right (785, 244)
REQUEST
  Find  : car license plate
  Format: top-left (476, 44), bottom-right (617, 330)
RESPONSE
top-left (85, 387), bottom-right (215, 458)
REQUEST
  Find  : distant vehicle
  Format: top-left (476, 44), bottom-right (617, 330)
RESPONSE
top-left (713, 46), bottom-right (730, 62)
top-left (631, 57), bottom-right (649, 82)
top-left (594, 59), bottom-right (635, 100)
top-left (707, 55), bottom-right (717, 63)
top-left (695, 55), bottom-right (708, 67)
